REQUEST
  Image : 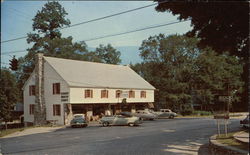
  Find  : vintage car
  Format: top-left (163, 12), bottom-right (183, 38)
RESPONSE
top-left (240, 115), bottom-right (249, 128)
top-left (133, 110), bottom-right (157, 120)
top-left (70, 114), bottom-right (88, 128)
top-left (99, 115), bottom-right (142, 127)
top-left (154, 109), bottom-right (178, 119)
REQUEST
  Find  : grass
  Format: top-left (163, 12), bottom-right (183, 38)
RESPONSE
top-left (216, 132), bottom-right (249, 151)
top-left (0, 124), bottom-right (63, 138)
top-left (178, 110), bottom-right (213, 117)
top-left (0, 128), bottom-right (26, 137)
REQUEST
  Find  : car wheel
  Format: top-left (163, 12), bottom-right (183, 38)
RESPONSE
top-left (128, 123), bottom-right (135, 127)
top-left (169, 115), bottom-right (174, 119)
top-left (103, 122), bottom-right (109, 127)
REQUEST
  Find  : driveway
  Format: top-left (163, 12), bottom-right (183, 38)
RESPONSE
top-left (0, 117), bottom-right (243, 155)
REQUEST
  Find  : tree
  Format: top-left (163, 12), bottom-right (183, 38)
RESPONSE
top-left (94, 44), bottom-right (121, 64)
top-left (0, 69), bottom-right (19, 129)
top-left (132, 34), bottom-right (243, 111)
top-left (155, 0), bottom-right (249, 58)
top-left (155, 0), bottom-right (248, 111)
top-left (135, 34), bottom-right (200, 111)
top-left (17, 2), bottom-right (94, 96)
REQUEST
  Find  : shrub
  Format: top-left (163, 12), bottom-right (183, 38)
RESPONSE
top-left (193, 110), bottom-right (212, 116)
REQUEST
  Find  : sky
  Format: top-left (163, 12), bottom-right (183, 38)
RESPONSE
top-left (1, 1), bottom-right (192, 66)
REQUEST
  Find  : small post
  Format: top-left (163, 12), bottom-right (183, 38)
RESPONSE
top-left (224, 119), bottom-right (228, 137)
top-left (217, 119), bottom-right (220, 136)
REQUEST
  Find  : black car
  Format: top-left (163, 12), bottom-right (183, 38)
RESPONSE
top-left (240, 115), bottom-right (249, 128)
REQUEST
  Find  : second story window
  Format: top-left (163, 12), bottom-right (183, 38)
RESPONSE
top-left (53, 83), bottom-right (60, 95)
top-left (101, 90), bottom-right (108, 98)
top-left (29, 85), bottom-right (35, 96)
top-left (29, 104), bottom-right (35, 115)
top-left (129, 90), bottom-right (135, 98)
top-left (116, 90), bottom-right (122, 98)
top-left (85, 89), bottom-right (93, 98)
top-left (141, 91), bottom-right (146, 98)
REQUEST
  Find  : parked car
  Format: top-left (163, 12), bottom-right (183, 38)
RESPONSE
top-left (70, 114), bottom-right (88, 128)
top-left (155, 109), bottom-right (177, 119)
top-left (73, 114), bottom-right (85, 119)
top-left (240, 115), bottom-right (249, 128)
top-left (133, 110), bottom-right (157, 120)
top-left (99, 115), bottom-right (142, 127)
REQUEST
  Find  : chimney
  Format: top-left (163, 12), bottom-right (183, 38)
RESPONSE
top-left (34, 53), bottom-right (46, 126)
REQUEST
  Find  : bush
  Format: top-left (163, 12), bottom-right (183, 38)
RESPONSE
top-left (192, 110), bottom-right (212, 116)
top-left (180, 109), bottom-right (193, 116)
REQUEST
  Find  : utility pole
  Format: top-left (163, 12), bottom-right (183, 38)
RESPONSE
top-left (34, 53), bottom-right (46, 126)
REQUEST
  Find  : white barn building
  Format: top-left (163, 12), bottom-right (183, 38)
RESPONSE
top-left (23, 55), bottom-right (155, 125)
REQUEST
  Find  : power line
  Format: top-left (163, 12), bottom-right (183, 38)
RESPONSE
top-left (83, 20), bottom-right (190, 42)
top-left (1, 1), bottom-right (167, 44)
top-left (1, 50), bottom-right (27, 55)
top-left (1, 20), bottom-right (189, 56)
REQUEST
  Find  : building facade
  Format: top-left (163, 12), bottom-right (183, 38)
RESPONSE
top-left (23, 55), bottom-right (155, 125)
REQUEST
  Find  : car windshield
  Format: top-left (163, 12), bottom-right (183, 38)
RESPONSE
top-left (74, 115), bottom-right (84, 118)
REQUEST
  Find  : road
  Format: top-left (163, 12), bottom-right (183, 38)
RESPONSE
top-left (0, 117), bottom-right (242, 155)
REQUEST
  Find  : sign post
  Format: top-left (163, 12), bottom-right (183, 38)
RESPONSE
top-left (214, 113), bottom-right (229, 136)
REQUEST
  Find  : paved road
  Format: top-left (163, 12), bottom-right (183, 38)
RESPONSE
top-left (0, 117), bottom-right (242, 155)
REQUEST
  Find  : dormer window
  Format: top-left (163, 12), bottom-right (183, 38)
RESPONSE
top-left (101, 90), bottom-right (108, 98)
top-left (129, 90), bottom-right (135, 98)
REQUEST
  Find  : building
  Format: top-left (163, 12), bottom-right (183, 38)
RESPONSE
top-left (23, 55), bottom-right (155, 125)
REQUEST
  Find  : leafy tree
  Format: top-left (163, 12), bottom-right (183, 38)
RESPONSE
top-left (155, 1), bottom-right (249, 58)
top-left (94, 44), bottom-right (121, 64)
top-left (132, 34), bottom-right (243, 111)
top-left (17, 2), bottom-right (122, 91)
top-left (155, 1), bottom-right (249, 110)
top-left (0, 69), bottom-right (19, 129)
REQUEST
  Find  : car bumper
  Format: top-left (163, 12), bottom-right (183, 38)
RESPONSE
top-left (71, 123), bottom-right (88, 127)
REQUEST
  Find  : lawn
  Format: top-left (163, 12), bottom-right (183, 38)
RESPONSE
top-left (216, 132), bottom-right (249, 151)
top-left (0, 128), bottom-right (26, 137)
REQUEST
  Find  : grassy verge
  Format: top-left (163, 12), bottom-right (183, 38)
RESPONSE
top-left (0, 125), bottom-right (63, 138)
top-left (216, 132), bottom-right (249, 151)
top-left (0, 128), bottom-right (27, 137)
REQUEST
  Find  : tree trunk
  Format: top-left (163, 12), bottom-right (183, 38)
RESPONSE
top-left (5, 122), bottom-right (7, 130)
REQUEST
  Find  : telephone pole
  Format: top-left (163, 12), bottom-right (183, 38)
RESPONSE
top-left (34, 53), bottom-right (46, 125)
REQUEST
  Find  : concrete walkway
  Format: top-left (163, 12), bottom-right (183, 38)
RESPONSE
top-left (1, 126), bottom-right (65, 139)
top-left (233, 131), bottom-right (249, 143)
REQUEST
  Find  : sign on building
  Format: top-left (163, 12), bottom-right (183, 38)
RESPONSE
top-left (61, 92), bottom-right (69, 102)
top-left (120, 91), bottom-right (129, 98)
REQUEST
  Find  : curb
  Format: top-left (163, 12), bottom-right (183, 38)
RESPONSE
top-left (209, 134), bottom-right (249, 155)
top-left (233, 131), bottom-right (249, 144)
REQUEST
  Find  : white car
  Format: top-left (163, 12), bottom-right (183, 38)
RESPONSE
top-left (99, 115), bottom-right (142, 127)
top-left (133, 110), bottom-right (157, 120)
top-left (154, 109), bottom-right (177, 119)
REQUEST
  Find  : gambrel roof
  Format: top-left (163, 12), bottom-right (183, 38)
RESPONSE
top-left (44, 56), bottom-right (155, 90)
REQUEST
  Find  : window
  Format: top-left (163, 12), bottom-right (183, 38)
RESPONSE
top-left (29, 85), bottom-right (35, 96)
top-left (129, 90), bottom-right (135, 98)
top-left (141, 91), bottom-right (146, 98)
top-left (85, 89), bottom-right (93, 98)
top-left (29, 104), bottom-right (35, 115)
top-left (52, 83), bottom-right (60, 95)
top-left (53, 104), bottom-right (61, 116)
top-left (116, 90), bottom-right (122, 98)
top-left (101, 90), bottom-right (108, 98)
